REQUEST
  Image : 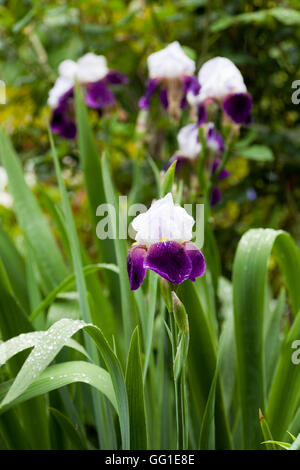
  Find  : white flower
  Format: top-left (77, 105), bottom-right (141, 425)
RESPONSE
top-left (147, 41), bottom-right (195, 79)
top-left (76, 53), bottom-right (108, 83)
top-left (48, 53), bottom-right (108, 107)
top-left (48, 77), bottom-right (73, 108)
top-left (197, 57), bottom-right (247, 101)
top-left (177, 124), bottom-right (201, 159)
top-left (58, 59), bottom-right (78, 81)
top-left (132, 193), bottom-right (194, 246)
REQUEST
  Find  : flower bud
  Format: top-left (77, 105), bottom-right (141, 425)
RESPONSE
top-left (172, 291), bottom-right (189, 333)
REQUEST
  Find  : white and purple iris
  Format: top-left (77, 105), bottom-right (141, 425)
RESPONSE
top-left (127, 193), bottom-right (205, 290)
top-left (48, 53), bottom-right (128, 139)
top-left (167, 123), bottom-right (230, 206)
top-left (188, 56), bottom-right (252, 125)
top-left (139, 42), bottom-right (200, 120)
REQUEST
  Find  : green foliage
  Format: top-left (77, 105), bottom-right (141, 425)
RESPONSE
top-left (0, 0), bottom-right (299, 451)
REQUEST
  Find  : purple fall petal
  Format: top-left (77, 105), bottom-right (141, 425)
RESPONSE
top-left (85, 80), bottom-right (115, 109)
top-left (138, 78), bottom-right (159, 109)
top-left (127, 245), bottom-right (147, 291)
top-left (210, 185), bottom-right (222, 206)
top-left (106, 70), bottom-right (129, 85)
top-left (145, 241), bottom-right (192, 284)
top-left (223, 92), bottom-right (253, 124)
top-left (184, 241), bottom-right (206, 281)
top-left (50, 105), bottom-right (77, 140)
top-left (197, 104), bottom-right (207, 125)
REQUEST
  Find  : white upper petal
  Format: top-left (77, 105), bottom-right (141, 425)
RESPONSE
top-left (76, 53), bottom-right (108, 83)
top-left (197, 56), bottom-right (247, 101)
top-left (47, 77), bottom-right (74, 108)
top-left (58, 60), bottom-right (78, 80)
top-left (132, 193), bottom-right (194, 245)
top-left (147, 41), bottom-right (195, 79)
top-left (177, 124), bottom-right (201, 159)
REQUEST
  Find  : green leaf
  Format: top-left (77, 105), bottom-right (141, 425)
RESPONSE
top-left (177, 280), bottom-right (232, 450)
top-left (0, 223), bottom-right (29, 313)
top-left (0, 361), bottom-right (117, 413)
top-left (74, 84), bottom-right (114, 265)
top-left (160, 160), bottom-right (176, 197)
top-left (29, 263), bottom-right (119, 323)
top-left (49, 132), bottom-right (116, 449)
top-left (0, 329), bottom-right (89, 366)
top-left (125, 327), bottom-right (148, 449)
top-left (270, 8), bottom-right (300, 25)
top-left (267, 312), bottom-right (300, 440)
top-left (233, 228), bottom-right (300, 449)
top-left (0, 317), bottom-right (130, 449)
top-left (289, 433), bottom-right (300, 450)
top-left (259, 410), bottom-right (276, 450)
top-left (49, 407), bottom-right (88, 450)
top-left (0, 258), bottom-right (50, 449)
top-left (238, 145), bottom-right (274, 161)
top-left (199, 331), bottom-right (226, 450)
top-left (0, 128), bottom-right (68, 292)
top-left (101, 152), bottom-right (136, 346)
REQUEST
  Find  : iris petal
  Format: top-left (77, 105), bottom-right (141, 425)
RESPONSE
top-left (127, 245), bottom-right (147, 291)
top-left (138, 78), bottom-right (159, 109)
top-left (85, 80), bottom-right (115, 109)
top-left (223, 92), bottom-right (252, 124)
top-left (184, 242), bottom-right (206, 281)
top-left (145, 241), bottom-right (192, 284)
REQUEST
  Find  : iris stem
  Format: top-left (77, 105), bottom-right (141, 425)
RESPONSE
top-left (169, 311), bottom-right (185, 449)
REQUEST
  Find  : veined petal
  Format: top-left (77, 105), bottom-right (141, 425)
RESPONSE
top-left (145, 241), bottom-right (192, 284)
top-left (222, 92), bottom-right (252, 124)
top-left (184, 241), bottom-right (206, 281)
top-left (127, 245), bottom-right (147, 291)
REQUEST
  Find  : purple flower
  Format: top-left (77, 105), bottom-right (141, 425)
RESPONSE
top-left (222, 92), bottom-right (252, 125)
top-left (187, 56), bottom-right (253, 126)
top-left (167, 122), bottom-right (225, 172)
top-left (139, 42), bottom-right (200, 119)
top-left (48, 53), bottom-right (128, 139)
top-left (127, 193), bottom-right (205, 290)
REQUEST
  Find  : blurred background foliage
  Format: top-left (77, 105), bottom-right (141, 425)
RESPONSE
top-left (0, 0), bottom-right (300, 277)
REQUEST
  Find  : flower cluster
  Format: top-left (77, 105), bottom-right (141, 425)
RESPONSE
top-left (127, 193), bottom-right (205, 290)
top-left (48, 53), bottom-right (128, 139)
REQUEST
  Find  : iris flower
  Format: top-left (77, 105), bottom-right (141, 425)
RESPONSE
top-left (127, 193), bottom-right (205, 290)
top-left (188, 56), bottom-right (252, 125)
top-left (139, 42), bottom-right (200, 120)
top-left (48, 53), bottom-right (128, 139)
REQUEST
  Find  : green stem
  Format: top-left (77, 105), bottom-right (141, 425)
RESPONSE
top-left (169, 312), bottom-right (185, 449)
